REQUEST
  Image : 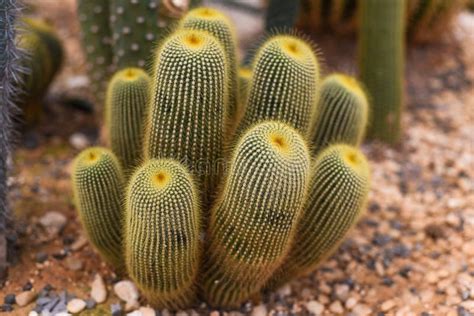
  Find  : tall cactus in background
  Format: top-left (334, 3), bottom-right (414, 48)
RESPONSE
top-left (310, 74), bottom-right (369, 155)
top-left (144, 29), bottom-right (227, 198)
top-left (125, 159), bottom-right (201, 310)
top-left (105, 67), bottom-right (150, 173)
top-left (358, 0), bottom-right (405, 144)
top-left (77, 0), bottom-right (114, 104)
top-left (270, 144), bottom-right (370, 287)
top-left (109, 0), bottom-right (161, 70)
top-left (0, 0), bottom-right (23, 281)
top-left (238, 35), bottom-right (320, 137)
top-left (203, 121), bottom-right (310, 308)
top-left (72, 148), bottom-right (125, 271)
top-left (180, 7), bottom-right (239, 121)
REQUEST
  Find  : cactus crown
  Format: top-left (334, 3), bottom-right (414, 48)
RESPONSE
top-left (73, 147), bottom-right (119, 173)
top-left (239, 67), bottom-right (252, 79)
top-left (257, 35), bottom-right (316, 64)
top-left (319, 144), bottom-right (370, 183)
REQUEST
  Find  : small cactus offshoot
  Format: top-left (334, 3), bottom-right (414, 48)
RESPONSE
top-left (72, 147), bottom-right (125, 270)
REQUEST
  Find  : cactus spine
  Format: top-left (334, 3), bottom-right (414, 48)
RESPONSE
top-left (180, 7), bottom-right (239, 120)
top-left (203, 121), bottom-right (310, 308)
top-left (358, 0), bottom-right (405, 144)
top-left (0, 0), bottom-right (23, 281)
top-left (237, 67), bottom-right (252, 112)
top-left (144, 29), bottom-right (227, 197)
top-left (271, 144), bottom-right (370, 286)
top-left (310, 73), bottom-right (369, 155)
top-left (125, 159), bottom-right (201, 310)
top-left (77, 0), bottom-right (114, 103)
top-left (106, 67), bottom-right (151, 172)
top-left (238, 35), bottom-right (320, 137)
top-left (72, 147), bottom-right (125, 270)
top-left (109, 0), bottom-right (160, 69)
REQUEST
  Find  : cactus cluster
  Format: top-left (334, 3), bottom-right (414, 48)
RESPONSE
top-left (17, 17), bottom-right (63, 124)
top-left (297, 0), bottom-right (466, 41)
top-left (76, 0), bottom-right (203, 105)
top-left (72, 7), bottom-right (372, 310)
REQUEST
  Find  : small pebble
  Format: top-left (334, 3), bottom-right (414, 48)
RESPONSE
top-left (66, 257), bottom-right (84, 271)
top-left (85, 298), bottom-right (96, 309)
top-left (114, 280), bottom-right (139, 303)
top-left (70, 235), bottom-right (88, 251)
top-left (111, 303), bottom-right (122, 316)
top-left (4, 293), bottom-right (15, 305)
top-left (346, 297), bottom-right (358, 309)
top-left (125, 299), bottom-right (140, 312)
top-left (67, 299), bottom-right (86, 314)
top-left (28, 311), bottom-right (39, 316)
top-left (251, 304), bottom-right (267, 316)
top-left (334, 284), bottom-right (350, 302)
top-left (22, 281), bottom-right (33, 291)
top-left (352, 304), bottom-right (372, 316)
top-left (91, 274), bottom-right (107, 303)
top-left (69, 132), bottom-right (90, 150)
top-left (0, 304), bottom-right (13, 312)
top-left (277, 284), bottom-right (292, 297)
top-left (39, 211), bottom-right (67, 236)
top-left (329, 301), bottom-right (344, 314)
top-left (139, 306), bottom-right (156, 316)
top-left (305, 300), bottom-right (324, 315)
top-left (15, 291), bottom-right (37, 307)
top-left (381, 299), bottom-right (396, 311)
top-left (35, 252), bottom-right (48, 263)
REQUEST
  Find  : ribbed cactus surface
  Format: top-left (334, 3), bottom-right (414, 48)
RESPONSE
top-left (109, 0), bottom-right (160, 69)
top-left (144, 29), bottom-right (227, 197)
top-left (77, 0), bottom-right (114, 103)
top-left (203, 121), bottom-right (310, 308)
top-left (106, 67), bottom-right (150, 172)
top-left (310, 74), bottom-right (369, 155)
top-left (238, 35), bottom-right (320, 137)
top-left (272, 144), bottom-right (370, 286)
top-left (125, 159), bottom-right (201, 310)
top-left (72, 147), bottom-right (125, 270)
top-left (359, 0), bottom-right (405, 144)
top-left (237, 67), bottom-right (251, 114)
top-left (180, 7), bottom-right (239, 120)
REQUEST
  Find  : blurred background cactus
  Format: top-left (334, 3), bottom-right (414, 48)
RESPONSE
top-left (0, 0), bottom-right (23, 281)
top-left (358, 0), bottom-right (405, 144)
top-left (76, 0), bottom-right (203, 109)
top-left (297, 0), bottom-right (467, 42)
top-left (71, 7), bottom-right (372, 310)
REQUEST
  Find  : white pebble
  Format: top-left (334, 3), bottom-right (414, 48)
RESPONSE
top-left (67, 298), bottom-right (87, 314)
top-left (139, 306), bottom-right (156, 316)
top-left (69, 133), bottom-right (89, 150)
top-left (251, 304), bottom-right (267, 316)
top-left (114, 280), bottom-right (139, 303)
top-left (305, 300), bottom-right (324, 315)
top-left (91, 273), bottom-right (107, 303)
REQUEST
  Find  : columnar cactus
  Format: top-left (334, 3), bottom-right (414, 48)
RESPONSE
top-left (71, 147), bottom-right (125, 270)
top-left (180, 7), bottom-right (239, 120)
top-left (105, 67), bottom-right (151, 172)
top-left (203, 121), bottom-right (310, 308)
top-left (76, 0), bottom-right (114, 103)
top-left (0, 0), bottom-right (23, 281)
top-left (359, 0), bottom-right (405, 144)
top-left (144, 29), bottom-right (227, 197)
top-left (310, 74), bottom-right (369, 155)
top-left (237, 35), bottom-right (320, 137)
top-left (109, 0), bottom-right (160, 69)
top-left (125, 159), bottom-right (201, 310)
top-left (271, 144), bottom-right (370, 286)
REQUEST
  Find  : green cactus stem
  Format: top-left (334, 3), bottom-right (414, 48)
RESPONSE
top-left (270, 144), bottom-right (370, 287)
top-left (310, 73), bottom-right (369, 155)
top-left (144, 29), bottom-right (227, 199)
top-left (124, 159), bottom-right (201, 310)
top-left (180, 7), bottom-right (239, 120)
top-left (203, 121), bottom-right (310, 308)
top-left (358, 0), bottom-right (405, 144)
top-left (71, 147), bottom-right (125, 270)
top-left (237, 35), bottom-right (320, 137)
top-left (105, 67), bottom-right (151, 172)
top-left (77, 0), bottom-right (114, 104)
